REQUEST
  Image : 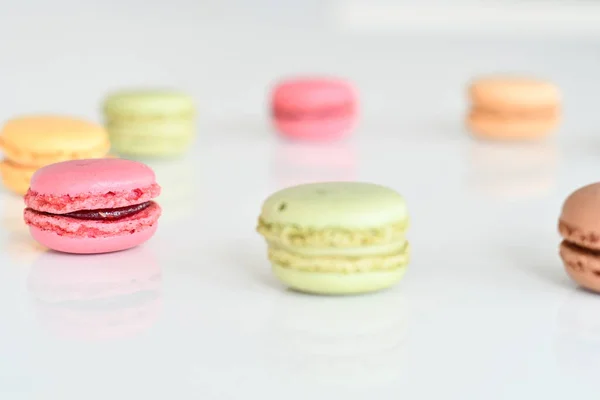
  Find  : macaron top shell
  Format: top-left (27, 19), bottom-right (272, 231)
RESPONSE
top-left (0, 115), bottom-right (109, 156)
top-left (260, 182), bottom-right (407, 229)
top-left (103, 90), bottom-right (195, 116)
top-left (469, 76), bottom-right (560, 107)
top-left (29, 158), bottom-right (157, 197)
top-left (272, 78), bottom-right (357, 110)
top-left (560, 183), bottom-right (600, 249)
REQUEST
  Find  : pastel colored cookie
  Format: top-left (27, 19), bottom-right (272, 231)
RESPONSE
top-left (103, 90), bottom-right (196, 157)
top-left (466, 76), bottom-right (561, 140)
top-left (0, 115), bottom-right (110, 195)
top-left (271, 78), bottom-right (358, 141)
top-left (558, 182), bottom-right (600, 292)
top-left (256, 182), bottom-right (410, 295)
top-left (24, 158), bottom-right (162, 254)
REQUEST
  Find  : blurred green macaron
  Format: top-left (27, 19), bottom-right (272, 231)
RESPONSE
top-left (102, 90), bottom-right (196, 158)
top-left (257, 182), bottom-right (410, 295)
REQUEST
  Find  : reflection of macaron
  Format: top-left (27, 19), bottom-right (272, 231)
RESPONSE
top-left (271, 78), bottom-right (358, 141)
top-left (0, 115), bottom-right (110, 195)
top-left (257, 182), bottom-right (410, 295)
top-left (555, 290), bottom-right (600, 382)
top-left (467, 141), bottom-right (558, 199)
top-left (27, 247), bottom-right (162, 341)
top-left (467, 77), bottom-right (561, 140)
top-left (24, 158), bottom-right (162, 254)
top-left (103, 90), bottom-right (196, 158)
top-left (266, 293), bottom-right (407, 387)
top-left (558, 183), bottom-right (600, 292)
top-left (270, 141), bottom-right (357, 189)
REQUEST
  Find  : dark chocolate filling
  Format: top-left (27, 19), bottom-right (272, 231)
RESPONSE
top-left (40, 202), bottom-right (151, 221)
top-left (273, 103), bottom-right (354, 120)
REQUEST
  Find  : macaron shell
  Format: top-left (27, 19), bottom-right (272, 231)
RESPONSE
top-left (260, 182), bottom-right (407, 229)
top-left (560, 241), bottom-right (600, 293)
top-left (109, 129), bottom-right (193, 157)
top-left (103, 90), bottom-right (195, 116)
top-left (29, 222), bottom-right (158, 254)
top-left (469, 77), bottom-right (560, 108)
top-left (273, 78), bottom-right (357, 108)
top-left (28, 158), bottom-right (157, 197)
top-left (1, 143), bottom-right (110, 168)
top-left (0, 116), bottom-right (110, 166)
top-left (467, 113), bottom-right (559, 140)
top-left (272, 264), bottom-right (407, 295)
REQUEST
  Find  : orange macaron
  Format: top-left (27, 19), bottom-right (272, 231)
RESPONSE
top-left (559, 183), bottom-right (600, 293)
top-left (0, 115), bottom-right (111, 195)
top-left (466, 76), bottom-right (561, 141)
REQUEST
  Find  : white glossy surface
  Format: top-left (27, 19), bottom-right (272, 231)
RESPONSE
top-left (2, 2), bottom-right (600, 399)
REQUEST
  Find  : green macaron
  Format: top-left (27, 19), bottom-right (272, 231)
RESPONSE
top-left (257, 182), bottom-right (410, 295)
top-left (103, 90), bottom-right (196, 158)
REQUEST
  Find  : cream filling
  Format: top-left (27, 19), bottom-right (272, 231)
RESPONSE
top-left (257, 218), bottom-right (408, 248)
top-left (268, 240), bottom-right (406, 257)
top-left (471, 105), bottom-right (559, 119)
top-left (268, 242), bottom-right (410, 273)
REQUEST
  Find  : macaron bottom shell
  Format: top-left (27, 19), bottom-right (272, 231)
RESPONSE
top-left (467, 113), bottom-right (559, 141)
top-left (29, 223), bottom-right (158, 255)
top-left (274, 116), bottom-right (355, 141)
top-left (107, 119), bottom-right (194, 158)
top-left (110, 134), bottom-right (192, 158)
top-left (272, 263), bottom-right (407, 295)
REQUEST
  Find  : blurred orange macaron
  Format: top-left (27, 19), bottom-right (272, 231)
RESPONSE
top-left (466, 76), bottom-right (561, 141)
top-left (0, 115), bottom-right (111, 195)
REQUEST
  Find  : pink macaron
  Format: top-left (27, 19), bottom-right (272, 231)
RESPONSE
top-left (24, 158), bottom-right (162, 254)
top-left (271, 77), bottom-right (358, 141)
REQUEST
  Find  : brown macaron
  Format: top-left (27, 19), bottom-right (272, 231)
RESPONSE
top-left (467, 76), bottom-right (561, 141)
top-left (559, 183), bottom-right (600, 292)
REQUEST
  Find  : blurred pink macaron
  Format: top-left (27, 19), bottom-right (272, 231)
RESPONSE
top-left (24, 158), bottom-right (162, 254)
top-left (271, 77), bottom-right (358, 141)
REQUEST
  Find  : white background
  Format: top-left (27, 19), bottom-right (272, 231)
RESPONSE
top-left (2, 1), bottom-right (600, 399)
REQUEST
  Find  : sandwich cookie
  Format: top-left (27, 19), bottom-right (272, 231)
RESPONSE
top-left (103, 90), bottom-right (196, 157)
top-left (467, 76), bottom-right (561, 140)
top-left (257, 182), bottom-right (410, 295)
top-left (24, 158), bottom-right (162, 254)
top-left (559, 182), bottom-right (600, 293)
top-left (271, 78), bottom-right (358, 141)
top-left (0, 115), bottom-right (110, 195)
